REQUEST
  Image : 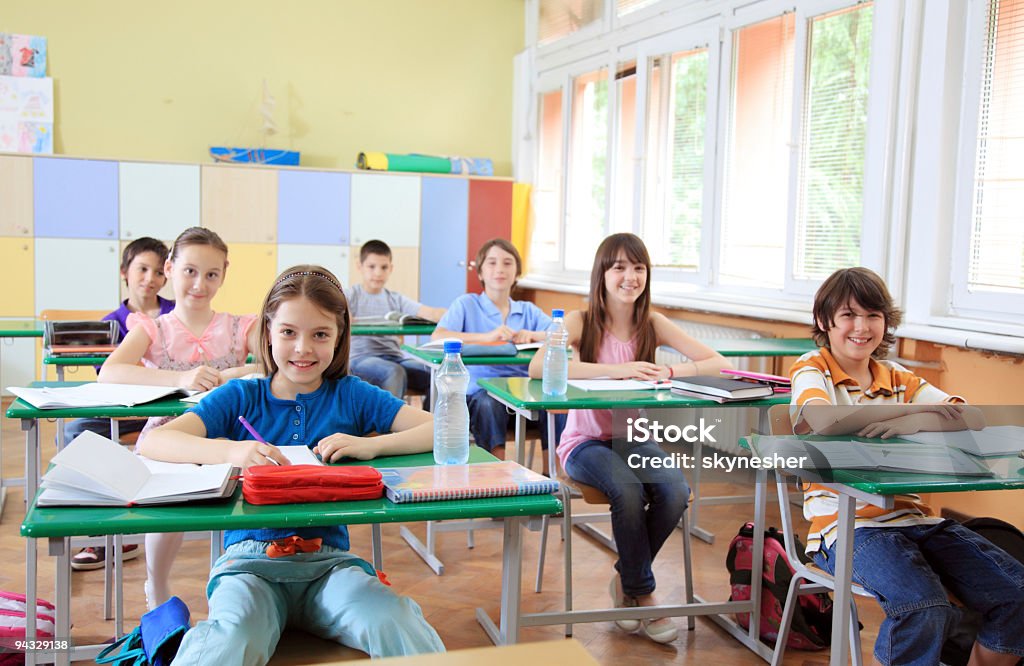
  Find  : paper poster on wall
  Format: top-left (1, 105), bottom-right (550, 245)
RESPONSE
top-left (0, 75), bottom-right (53, 121)
top-left (0, 121), bottom-right (52, 153)
top-left (0, 33), bottom-right (47, 77)
top-left (0, 75), bottom-right (53, 153)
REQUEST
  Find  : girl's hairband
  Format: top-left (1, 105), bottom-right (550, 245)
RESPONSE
top-left (277, 270), bottom-right (342, 291)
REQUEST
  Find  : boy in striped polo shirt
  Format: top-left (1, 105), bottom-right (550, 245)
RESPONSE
top-left (790, 267), bottom-right (1024, 666)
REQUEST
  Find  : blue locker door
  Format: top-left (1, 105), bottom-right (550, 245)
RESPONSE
top-left (419, 177), bottom-right (469, 310)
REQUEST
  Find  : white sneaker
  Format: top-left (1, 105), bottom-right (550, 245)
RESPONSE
top-left (609, 575), bottom-right (640, 632)
top-left (641, 617), bottom-right (678, 644)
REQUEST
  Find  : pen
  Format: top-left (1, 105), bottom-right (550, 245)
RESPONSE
top-left (238, 416), bottom-right (279, 465)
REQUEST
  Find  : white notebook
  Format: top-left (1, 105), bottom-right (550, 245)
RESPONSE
top-left (8, 383), bottom-right (193, 410)
top-left (38, 431), bottom-right (236, 506)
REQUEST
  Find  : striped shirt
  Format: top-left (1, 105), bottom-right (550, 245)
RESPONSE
top-left (789, 348), bottom-right (961, 553)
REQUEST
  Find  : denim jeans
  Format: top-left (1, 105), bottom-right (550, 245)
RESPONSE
top-left (173, 541), bottom-right (444, 666)
top-left (813, 520), bottom-right (1024, 666)
top-left (466, 390), bottom-right (565, 453)
top-left (563, 439), bottom-right (689, 597)
top-left (350, 355), bottom-right (430, 402)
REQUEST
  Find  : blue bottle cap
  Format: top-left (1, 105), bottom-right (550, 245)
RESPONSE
top-left (552, 308), bottom-right (564, 318)
top-left (443, 340), bottom-right (462, 354)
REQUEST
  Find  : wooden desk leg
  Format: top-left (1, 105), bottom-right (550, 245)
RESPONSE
top-left (830, 494), bottom-right (856, 666)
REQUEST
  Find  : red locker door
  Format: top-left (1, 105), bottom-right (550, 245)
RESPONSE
top-left (466, 179), bottom-right (513, 293)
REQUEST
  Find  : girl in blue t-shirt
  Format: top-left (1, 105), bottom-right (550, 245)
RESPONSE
top-left (140, 265), bottom-right (444, 664)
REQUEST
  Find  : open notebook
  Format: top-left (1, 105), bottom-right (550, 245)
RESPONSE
top-left (38, 431), bottom-right (237, 506)
top-left (8, 383), bottom-right (194, 410)
top-left (749, 436), bottom-right (992, 476)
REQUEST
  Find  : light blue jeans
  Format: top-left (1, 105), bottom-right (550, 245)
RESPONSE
top-left (813, 521), bottom-right (1024, 666)
top-left (171, 541), bottom-right (444, 666)
top-left (563, 439), bottom-right (689, 597)
top-left (350, 354), bottom-right (430, 402)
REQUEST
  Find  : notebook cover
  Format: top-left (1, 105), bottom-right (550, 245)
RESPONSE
top-left (379, 461), bottom-right (559, 503)
top-left (670, 375), bottom-right (774, 398)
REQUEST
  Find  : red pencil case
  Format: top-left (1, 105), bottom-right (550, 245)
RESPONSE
top-left (242, 464), bottom-right (384, 505)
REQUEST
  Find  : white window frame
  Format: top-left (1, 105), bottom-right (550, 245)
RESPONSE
top-left (948, 0), bottom-right (1024, 325)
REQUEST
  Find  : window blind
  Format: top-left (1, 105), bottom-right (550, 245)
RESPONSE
top-left (617, 0), bottom-right (659, 17)
top-left (531, 89), bottom-right (565, 268)
top-left (719, 14), bottom-right (795, 288)
top-left (539, 0), bottom-right (604, 45)
top-left (642, 49), bottom-right (708, 270)
top-left (967, 0), bottom-right (1024, 294)
top-left (565, 68), bottom-right (609, 271)
top-left (794, 4), bottom-right (874, 281)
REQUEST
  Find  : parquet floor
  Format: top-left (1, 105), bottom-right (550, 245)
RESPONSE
top-left (0, 400), bottom-right (883, 664)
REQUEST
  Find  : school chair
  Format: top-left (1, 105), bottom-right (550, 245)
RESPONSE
top-left (766, 403), bottom-right (867, 666)
top-left (535, 413), bottom-right (695, 637)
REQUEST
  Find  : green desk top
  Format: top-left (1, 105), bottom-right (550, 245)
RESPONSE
top-left (6, 381), bottom-right (192, 420)
top-left (402, 344), bottom-right (536, 366)
top-left (742, 434), bottom-right (1024, 495)
top-left (479, 377), bottom-right (791, 410)
top-left (704, 338), bottom-right (816, 357)
top-left (43, 355), bottom-right (109, 366)
top-left (352, 323), bottom-right (436, 336)
top-left (0, 319), bottom-right (44, 337)
top-left (21, 447), bottom-right (562, 538)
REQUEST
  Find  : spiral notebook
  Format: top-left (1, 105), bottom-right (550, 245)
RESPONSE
top-left (378, 461), bottom-right (559, 503)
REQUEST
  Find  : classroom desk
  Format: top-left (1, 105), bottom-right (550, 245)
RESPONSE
top-left (1, 320), bottom-right (44, 519)
top-left (6, 382), bottom-right (196, 639)
top-left (352, 323), bottom-right (436, 336)
top-left (479, 377), bottom-right (790, 544)
top-left (398, 347), bottom-right (537, 573)
top-left (19, 447), bottom-right (562, 666)
top-left (743, 434), bottom-right (1024, 666)
top-left (701, 337), bottom-right (816, 357)
top-left (42, 355), bottom-right (109, 381)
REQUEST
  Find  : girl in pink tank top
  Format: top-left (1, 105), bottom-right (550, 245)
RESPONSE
top-left (99, 227), bottom-right (258, 611)
top-left (528, 233), bottom-right (730, 644)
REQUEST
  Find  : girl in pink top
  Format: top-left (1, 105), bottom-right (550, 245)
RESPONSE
top-left (529, 233), bottom-right (729, 644)
top-left (100, 227), bottom-right (257, 610)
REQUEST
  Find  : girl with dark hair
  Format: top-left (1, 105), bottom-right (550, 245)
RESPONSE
top-left (529, 233), bottom-right (729, 643)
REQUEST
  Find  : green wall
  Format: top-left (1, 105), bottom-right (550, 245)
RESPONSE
top-left (2, 0), bottom-right (523, 174)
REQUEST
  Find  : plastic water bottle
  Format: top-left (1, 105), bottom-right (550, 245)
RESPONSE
top-left (542, 309), bottom-right (569, 396)
top-left (433, 340), bottom-right (470, 465)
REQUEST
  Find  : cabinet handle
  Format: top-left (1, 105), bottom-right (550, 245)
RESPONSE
top-left (107, 230), bottom-right (114, 236)
top-left (125, 231), bottom-right (133, 238)
top-left (457, 260), bottom-right (467, 267)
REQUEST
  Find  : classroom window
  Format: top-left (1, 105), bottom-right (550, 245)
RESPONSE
top-left (612, 61), bottom-right (638, 234)
top-left (793, 4), bottom-right (874, 281)
top-left (531, 89), bottom-right (565, 268)
top-left (565, 67), bottom-right (609, 271)
top-left (957, 0), bottom-right (1024, 308)
top-left (642, 48), bottom-right (708, 271)
top-left (539, 0), bottom-right (604, 46)
top-left (719, 14), bottom-right (796, 288)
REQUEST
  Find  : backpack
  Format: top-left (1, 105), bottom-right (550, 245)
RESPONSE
top-left (0, 591), bottom-right (57, 666)
top-left (940, 518), bottom-right (1024, 666)
top-left (726, 522), bottom-right (833, 650)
